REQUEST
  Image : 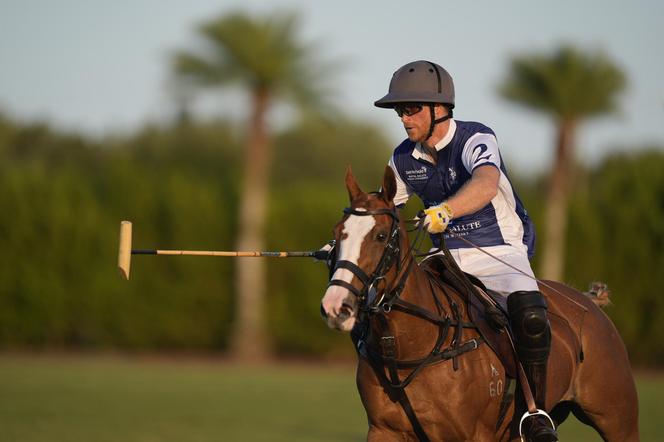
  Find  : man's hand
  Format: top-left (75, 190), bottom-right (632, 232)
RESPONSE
top-left (423, 202), bottom-right (454, 234)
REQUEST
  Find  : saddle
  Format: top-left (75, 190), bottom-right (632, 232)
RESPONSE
top-left (421, 256), bottom-right (517, 378)
top-left (421, 256), bottom-right (583, 379)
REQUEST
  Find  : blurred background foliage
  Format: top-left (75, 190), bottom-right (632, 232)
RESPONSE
top-left (0, 110), bottom-right (663, 365)
top-left (0, 111), bottom-right (390, 357)
top-left (0, 7), bottom-right (662, 368)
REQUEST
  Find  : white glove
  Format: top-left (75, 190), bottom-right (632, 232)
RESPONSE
top-left (422, 202), bottom-right (454, 234)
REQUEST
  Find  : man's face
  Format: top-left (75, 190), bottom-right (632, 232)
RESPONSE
top-left (395, 103), bottom-right (437, 143)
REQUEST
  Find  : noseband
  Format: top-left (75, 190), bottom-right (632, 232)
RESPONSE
top-left (327, 206), bottom-right (410, 313)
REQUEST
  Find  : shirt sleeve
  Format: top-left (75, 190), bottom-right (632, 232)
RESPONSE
top-left (388, 155), bottom-right (412, 207)
top-left (461, 133), bottom-right (501, 174)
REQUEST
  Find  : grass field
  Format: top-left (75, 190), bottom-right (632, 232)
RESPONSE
top-left (0, 354), bottom-right (660, 441)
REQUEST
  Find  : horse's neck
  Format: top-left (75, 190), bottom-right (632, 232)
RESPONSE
top-left (373, 262), bottom-right (458, 360)
top-left (391, 231), bottom-right (470, 320)
top-left (399, 263), bottom-right (426, 302)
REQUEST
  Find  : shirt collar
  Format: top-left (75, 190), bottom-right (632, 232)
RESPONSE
top-left (411, 119), bottom-right (457, 162)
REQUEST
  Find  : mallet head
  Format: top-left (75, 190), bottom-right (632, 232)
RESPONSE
top-left (118, 221), bottom-right (132, 280)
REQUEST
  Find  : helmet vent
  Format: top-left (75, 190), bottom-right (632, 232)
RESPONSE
top-left (409, 68), bottom-right (415, 72)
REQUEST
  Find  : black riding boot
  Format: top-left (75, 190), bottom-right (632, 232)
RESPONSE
top-left (507, 291), bottom-right (558, 442)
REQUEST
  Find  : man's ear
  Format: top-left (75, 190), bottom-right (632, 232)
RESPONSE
top-left (345, 165), bottom-right (363, 202)
top-left (381, 166), bottom-right (397, 203)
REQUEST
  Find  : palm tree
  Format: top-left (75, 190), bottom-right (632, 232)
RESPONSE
top-left (499, 46), bottom-right (626, 281)
top-left (172, 10), bottom-right (333, 360)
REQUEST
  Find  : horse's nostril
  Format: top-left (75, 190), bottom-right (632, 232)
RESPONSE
top-left (320, 304), bottom-right (328, 319)
top-left (339, 303), bottom-right (353, 319)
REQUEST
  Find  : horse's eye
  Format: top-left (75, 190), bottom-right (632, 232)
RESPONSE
top-left (376, 232), bottom-right (388, 242)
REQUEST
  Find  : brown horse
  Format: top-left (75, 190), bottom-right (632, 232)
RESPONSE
top-left (320, 166), bottom-right (639, 441)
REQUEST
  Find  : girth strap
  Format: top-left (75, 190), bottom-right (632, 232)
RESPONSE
top-left (390, 298), bottom-right (476, 329)
top-left (393, 384), bottom-right (430, 442)
top-left (371, 338), bottom-right (482, 370)
top-left (376, 318), bottom-right (431, 442)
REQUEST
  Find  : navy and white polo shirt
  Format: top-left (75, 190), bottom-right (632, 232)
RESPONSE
top-left (388, 119), bottom-right (536, 258)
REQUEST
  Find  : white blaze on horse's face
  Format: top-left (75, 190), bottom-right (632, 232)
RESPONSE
top-left (322, 211), bottom-right (376, 332)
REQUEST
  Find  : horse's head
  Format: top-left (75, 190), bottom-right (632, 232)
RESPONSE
top-left (320, 165), bottom-right (405, 332)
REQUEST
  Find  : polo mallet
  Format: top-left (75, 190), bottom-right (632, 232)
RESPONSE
top-left (117, 221), bottom-right (328, 280)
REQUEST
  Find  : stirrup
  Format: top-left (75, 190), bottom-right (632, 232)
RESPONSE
top-left (518, 409), bottom-right (556, 441)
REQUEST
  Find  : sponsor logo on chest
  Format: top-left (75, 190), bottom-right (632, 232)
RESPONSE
top-left (404, 166), bottom-right (429, 181)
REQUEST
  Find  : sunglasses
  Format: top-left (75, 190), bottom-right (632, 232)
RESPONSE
top-left (394, 103), bottom-right (424, 117)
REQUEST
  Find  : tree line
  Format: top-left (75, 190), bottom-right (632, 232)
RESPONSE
top-left (0, 112), bottom-right (662, 366)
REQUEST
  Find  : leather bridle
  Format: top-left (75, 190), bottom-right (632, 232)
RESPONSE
top-left (327, 206), bottom-right (413, 314)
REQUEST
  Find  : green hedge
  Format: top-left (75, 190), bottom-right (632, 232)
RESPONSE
top-left (0, 113), bottom-right (662, 366)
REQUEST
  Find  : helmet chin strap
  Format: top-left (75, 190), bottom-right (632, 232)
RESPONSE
top-left (425, 105), bottom-right (453, 142)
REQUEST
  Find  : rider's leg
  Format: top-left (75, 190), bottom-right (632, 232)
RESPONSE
top-left (507, 290), bottom-right (558, 442)
top-left (446, 247), bottom-right (556, 440)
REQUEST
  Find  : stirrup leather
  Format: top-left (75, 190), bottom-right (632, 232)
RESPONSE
top-left (518, 409), bottom-right (556, 441)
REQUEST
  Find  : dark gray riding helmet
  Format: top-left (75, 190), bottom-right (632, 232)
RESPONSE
top-left (375, 60), bottom-right (455, 140)
top-left (374, 60), bottom-right (455, 108)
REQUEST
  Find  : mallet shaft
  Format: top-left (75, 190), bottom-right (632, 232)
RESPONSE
top-left (131, 249), bottom-right (317, 258)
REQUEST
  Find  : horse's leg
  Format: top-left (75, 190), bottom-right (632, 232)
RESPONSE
top-left (358, 359), bottom-right (417, 442)
top-left (571, 359), bottom-right (639, 441)
top-left (547, 284), bottom-right (640, 441)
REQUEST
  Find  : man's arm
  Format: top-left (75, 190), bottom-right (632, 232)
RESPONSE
top-left (446, 165), bottom-right (499, 217)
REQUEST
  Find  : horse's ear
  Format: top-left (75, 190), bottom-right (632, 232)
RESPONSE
top-left (345, 165), bottom-right (363, 202)
top-left (381, 166), bottom-right (397, 203)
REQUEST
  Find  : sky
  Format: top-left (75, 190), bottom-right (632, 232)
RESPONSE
top-left (1, 0), bottom-right (663, 173)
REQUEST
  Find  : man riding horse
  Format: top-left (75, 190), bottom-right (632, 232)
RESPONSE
top-left (373, 60), bottom-right (557, 442)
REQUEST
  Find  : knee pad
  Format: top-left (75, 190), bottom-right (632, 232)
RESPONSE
top-left (507, 291), bottom-right (551, 363)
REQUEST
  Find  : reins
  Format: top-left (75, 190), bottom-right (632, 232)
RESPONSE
top-left (445, 231), bottom-right (589, 313)
top-left (332, 205), bottom-right (485, 442)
